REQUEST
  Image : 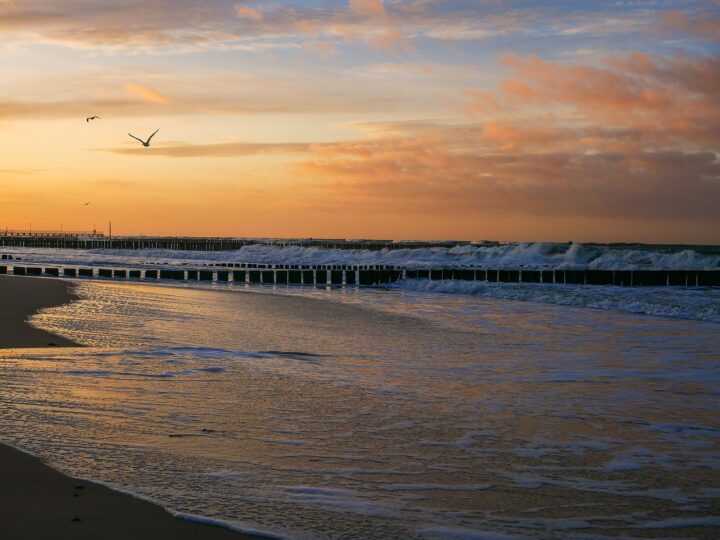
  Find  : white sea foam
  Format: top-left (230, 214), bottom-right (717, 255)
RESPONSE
top-left (2, 242), bottom-right (719, 270)
top-left (172, 512), bottom-right (286, 539)
top-left (392, 279), bottom-right (720, 323)
top-left (284, 486), bottom-right (407, 518)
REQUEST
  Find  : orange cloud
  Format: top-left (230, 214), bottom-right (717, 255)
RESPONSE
top-left (102, 141), bottom-right (312, 158)
top-left (235, 5), bottom-right (262, 22)
top-left (124, 83), bottom-right (172, 104)
top-left (330, 24), bottom-right (361, 42)
top-left (468, 53), bottom-right (720, 149)
top-left (480, 122), bottom-right (568, 151)
top-left (295, 19), bottom-right (318, 36)
top-left (659, 10), bottom-right (720, 41)
top-left (349, 0), bottom-right (388, 22)
top-left (284, 51), bottom-right (720, 239)
top-left (296, 135), bottom-right (720, 226)
top-left (371, 29), bottom-right (414, 53)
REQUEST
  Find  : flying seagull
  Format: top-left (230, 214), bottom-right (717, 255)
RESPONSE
top-left (128, 129), bottom-right (159, 147)
top-left (83, 202), bottom-right (90, 206)
top-left (86, 116), bottom-right (100, 122)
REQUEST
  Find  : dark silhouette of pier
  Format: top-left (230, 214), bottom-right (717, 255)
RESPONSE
top-left (1, 229), bottom-right (104, 239)
top-left (1, 262), bottom-right (718, 287)
top-left (0, 234), bottom-right (476, 251)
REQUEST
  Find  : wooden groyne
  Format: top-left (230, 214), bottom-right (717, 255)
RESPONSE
top-left (1, 264), bottom-right (718, 287)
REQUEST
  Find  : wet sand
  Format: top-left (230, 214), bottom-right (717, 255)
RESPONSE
top-left (0, 275), bottom-right (79, 348)
top-left (0, 276), bottom-right (255, 539)
top-left (0, 444), bottom-right (257, 540)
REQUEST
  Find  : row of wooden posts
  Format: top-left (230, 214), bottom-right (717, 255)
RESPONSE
top-left (1, 265), bottom-right (719, 287)
top-left (0, 235), bottom-right (467, 252)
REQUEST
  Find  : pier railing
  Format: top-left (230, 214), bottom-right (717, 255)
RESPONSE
top-left (0, 263), bottom-right (718, 287)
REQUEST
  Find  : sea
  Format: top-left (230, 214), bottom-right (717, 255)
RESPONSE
top-left (0, 242), bottom-right (719, 539)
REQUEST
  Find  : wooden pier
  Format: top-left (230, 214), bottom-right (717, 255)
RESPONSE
top-left (1, 229), bottom-right (104, 238)
top-left (0, 234), bottom-right (476, 251)
top-left (0, 263), bottom-right (718, 287)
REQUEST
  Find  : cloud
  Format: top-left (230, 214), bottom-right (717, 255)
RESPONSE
top-left (101, 141), bottom-right (313, 157)
top-left (349, 0), bottom-right (388, 22)
top-left (303, 39), bottom-right (337, 59)
top-left (0, 98), bottom-right (170, 120)
top-left (235, 5), bottom-right (262, 22)
top-left (296, 135), bottom-right (720, 224)
top-left (0, 168), bottom-right (41, 175)
top-left (659, 9), bottom-right (720, 41)
top-left (467, 52), bottom-right (720, 149)
top-left (0, 75), bottom-right (412, 120)
top-left (479, 121), bottom-right (568, 151)
top-left (124, 83), bottom-right (172, 104)
top-left (370, 29), bottom-right (414, 53)
top-left (285, 50), bottom-right (720, 237)
top-left (1, 3), bottom-right (718, 242)
top-left (0, 0), bottom-right (414, 54)
top-left (1, 0), bottom-right (710, 61)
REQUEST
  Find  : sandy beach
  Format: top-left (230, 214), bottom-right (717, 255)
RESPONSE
top-left (0, 275), bottom-right (79, 348)
top-left (0, 276), bottom-right (253, 539)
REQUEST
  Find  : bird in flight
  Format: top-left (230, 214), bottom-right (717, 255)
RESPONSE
top-left (86, 116), bottom-right (100, 122)
top-left (83, 202), bottom-right (90, 206)
top-left (129, 129), bottom-right (159, 147)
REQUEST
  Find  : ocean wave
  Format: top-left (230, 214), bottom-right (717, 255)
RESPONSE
top-left (393, 279), bottom-right (720, 324)
top-left (3, 242), bottom-right (719, 270)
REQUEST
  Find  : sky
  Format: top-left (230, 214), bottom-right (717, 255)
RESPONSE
top-left (0, 0), bottom-right (718, 242)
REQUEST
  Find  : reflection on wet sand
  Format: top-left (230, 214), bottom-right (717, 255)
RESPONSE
top-left (0, 281), bottom-right (717, 538)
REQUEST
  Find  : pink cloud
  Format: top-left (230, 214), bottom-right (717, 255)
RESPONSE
top-left (349, 0), bottom-right (388, 22)
top-left (659, 10), bottom-right (720, 41)
top-left (370, 28), bottom-right (414, 53)
top-left (235, 5), bottom-right (262, 22)
top-left (468, 53), bottom-right (720, 148)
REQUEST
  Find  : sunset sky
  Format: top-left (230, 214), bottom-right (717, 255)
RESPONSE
top-left (1, 0), bottom-right (718, 242)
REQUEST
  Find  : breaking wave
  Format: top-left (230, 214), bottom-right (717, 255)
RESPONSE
top-left (393, 279), bottom-right (720, 324)
top-left (3, 242), bottom-right (719, 270)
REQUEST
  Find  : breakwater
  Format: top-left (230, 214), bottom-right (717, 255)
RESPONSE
top-left (1, 263), bottom-right (718, 287)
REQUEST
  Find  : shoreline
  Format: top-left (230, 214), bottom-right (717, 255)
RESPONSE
top-left (0, 275), bottom-right (258, 539)
top-left (0, 275), bottom-right (81, 348)
top-left (0, 443), bottom-right (258, 540)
